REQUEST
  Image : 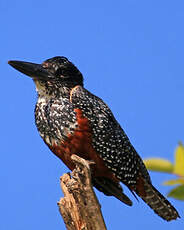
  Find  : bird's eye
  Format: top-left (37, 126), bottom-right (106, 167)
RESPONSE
top-left (55, 68), bottom-right (64, 77)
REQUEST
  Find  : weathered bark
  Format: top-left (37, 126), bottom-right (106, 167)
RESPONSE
top-left (58, 154), bottom-right (107, 230)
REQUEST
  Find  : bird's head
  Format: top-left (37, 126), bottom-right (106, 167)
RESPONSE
top-left (8, 56), bottom-right (83, 96)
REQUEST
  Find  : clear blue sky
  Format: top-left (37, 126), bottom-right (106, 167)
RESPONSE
top-left (1, 0), bottom-right (183, 229)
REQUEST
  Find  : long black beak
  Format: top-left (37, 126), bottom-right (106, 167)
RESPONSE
top-left (8, 60), bottom-right (54, 80)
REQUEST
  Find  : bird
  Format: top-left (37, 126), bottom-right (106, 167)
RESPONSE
top-left (8, 56), bottom-right (180, 221)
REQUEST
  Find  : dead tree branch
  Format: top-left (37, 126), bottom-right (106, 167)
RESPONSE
top-left (58, 154), bottom-right (107, 230)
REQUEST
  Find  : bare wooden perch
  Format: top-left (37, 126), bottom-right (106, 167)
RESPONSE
top-left (58, 154), bottom-right (107, 230)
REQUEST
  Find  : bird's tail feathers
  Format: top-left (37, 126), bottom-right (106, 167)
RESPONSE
top-left (135, 177), bottom-right (180, 221)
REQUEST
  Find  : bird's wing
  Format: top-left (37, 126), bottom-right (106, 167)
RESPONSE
top-left (70, 85), bottom-right (151, 187)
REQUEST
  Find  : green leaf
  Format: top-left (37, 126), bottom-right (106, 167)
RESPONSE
top-left (163, 178), bottom-right (184, 186)
top-left (174, 143), bottom-right (184, 176)
top-left (144, 158), bottom-right (174, 173)
top-left (167, 185), bottom-right (184, 200)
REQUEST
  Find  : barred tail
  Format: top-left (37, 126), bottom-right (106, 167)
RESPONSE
top-left (137, 178), bottom-right (180, 221)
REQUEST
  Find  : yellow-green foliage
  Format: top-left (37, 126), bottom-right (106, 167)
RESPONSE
top-left (144, 143), bottom-right (184, 201)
